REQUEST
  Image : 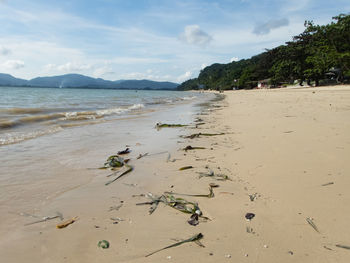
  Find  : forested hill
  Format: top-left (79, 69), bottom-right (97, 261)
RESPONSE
top-left (178, 14), bottom-right (350, 90)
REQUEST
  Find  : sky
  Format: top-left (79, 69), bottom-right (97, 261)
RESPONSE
top-left (0, 0), bottom-right (349, 83)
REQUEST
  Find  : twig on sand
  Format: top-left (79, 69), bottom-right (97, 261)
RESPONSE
top-left (105, 165), bottom-right (133, 185)
top-left (306, 217), bottom-right (320, 233)
top-left (137, 153), bottom-right (148, 159)
top-left (56, 216), bottom-right (78, 229)
top-left (164, 186), bottom-right (214, 198)
top-left (24, 212), bottom-right (63, 226)
top-left (179, 166), bottom-right (193, 171)
top-left (145, 233), bottom-right (204, 257)
top-left (336, 244), bottom-right (350, 250)
top-left (183, 145), bottom-right (206, 151)
top-left (184, 133), bottom-right (225, 139)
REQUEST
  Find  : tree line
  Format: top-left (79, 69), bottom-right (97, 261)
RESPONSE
top-left (178, 14), bottom-right (350, 90)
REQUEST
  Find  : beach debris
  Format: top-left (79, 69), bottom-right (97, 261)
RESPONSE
top-left (110, 217), bottom-right (125, 224)
top-left (188, 213), bottom-right (200, 226)
top-left (184, 132), bottom-right (225, 139)
top-left (145, 233), bottom-right (204, 257)
top-left (98, 240), bottom-right (110, 249)
top-left (195, 118), bottom-right (204, 122)
top-left (108, 204), bottom-right (123, 212)
top-left (336, 244), bottom-right (350, 250)
top-left (219, 192), bottom-right (234, 195)
top-left (105, 165), bottom-right (133, 186)
top-left (166, 153), bottom-right (176, 162)
top-left (323, 246), bottom-right (333, 251)
top-left (118, 148), bottom-right (131, 155)
top-left (306, 217), bottom-right (320, 233)
top-left (24, 212), bottom-right (63, 226)
top-left (103, 155), bottom-right (125, 169)
top-left (156, 123), bottom-right (188, 130)
top-left (164, 186), bottom-right (214, 198)
top-left (137, 153), bottom-right (148, 159)
top-left (288, 251), bottom-right (294, 255)
top-left (246, 226), bottom-right (255, 234)
top-left (225, 254), bottom-right (232, 258)
top-left (245, 213), bottom-right (255, 221)
top-left (209, 183), bottom-right (219, 188)
top-left (136, 193), bottom-right (209, 225)
top-left (56, 216), bottom-right (78, 229)
top-left (249, 193), bottom-right (258, 201)
top-left (183, 145), bottom-right (206, 151)
top-left (198, 170), bottom-right (231, 181)
top-left (179, 166), bottom-right (193, 171)
top-left (124, 183), bottom-right (137, 187)
top-left (321, 182), bottom-right (334, 186)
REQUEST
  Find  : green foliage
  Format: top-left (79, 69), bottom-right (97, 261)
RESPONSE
top-left (178, 13), bottom-right (350, 90)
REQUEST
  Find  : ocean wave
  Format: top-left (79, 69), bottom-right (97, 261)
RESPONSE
top-left (182, 96), bottom-right (197, 101)
top-left (0, 126), bottom-right (64, 146)
top-left (0, 104), bottom-right (146, 129)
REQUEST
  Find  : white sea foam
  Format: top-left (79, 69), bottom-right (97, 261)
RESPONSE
top-left (0, 126), bottom-right (64, 145)
top-left (182, 96), bottom-right (197, 100)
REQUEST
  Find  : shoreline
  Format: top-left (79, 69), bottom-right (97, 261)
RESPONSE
top-left (1, 85), bottom-right (350, 262)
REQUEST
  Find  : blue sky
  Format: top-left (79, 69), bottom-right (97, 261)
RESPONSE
top-left (0, 0), bottom-right (349, 83)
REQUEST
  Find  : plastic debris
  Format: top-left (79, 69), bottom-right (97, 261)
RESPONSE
top-left (188, 213), bottom-right (199, 226)
top-left (245, 213), bottom-right (255, 221)
top-left (98, 240), bottom-right (110, 249)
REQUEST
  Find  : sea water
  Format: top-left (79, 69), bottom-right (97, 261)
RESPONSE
top-left (0, 86), bottom-right (199, 145)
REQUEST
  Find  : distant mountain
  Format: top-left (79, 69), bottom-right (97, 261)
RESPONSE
top-left (114, 79), bottom-right (178, 90)
top-left (0, 73), bottom-right (28, 86)
top-left (0, 73), bottom-right (179, 90)
top-left (29, 74), bottom-right (115, 88)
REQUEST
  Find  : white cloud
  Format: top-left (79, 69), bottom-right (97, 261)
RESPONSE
top-left (111, 57), bottom-right (168, 64)
top-left (177, 71), bottom-right (192, 82)
top-left (43, 63), bottom-right (57, 71)
top-left (93, 66), bottom-right (115, 78)
top-left (57, 62), bottom-right (92, 72)
top-left (230, 57), bottom-right (239, 62)
top-left (2, 60), bottom-right (24, 69)
top-left (283, 0), bottom-right (311, 13)
top-left (0, 46), bottom-right (11, 55)
top-left (253, 18), bottom-right (290, 35)
top-left (179, 25), bottom-right (212, 46)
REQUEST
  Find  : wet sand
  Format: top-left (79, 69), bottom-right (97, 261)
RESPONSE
top-left (1, 86), bottom-right (350, 262)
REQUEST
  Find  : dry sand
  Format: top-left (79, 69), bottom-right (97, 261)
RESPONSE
top-left (1, 85), bottom-right (350, 262)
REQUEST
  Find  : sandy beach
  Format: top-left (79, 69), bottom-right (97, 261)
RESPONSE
top-left (1, 85), bottom-right (350, 262)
